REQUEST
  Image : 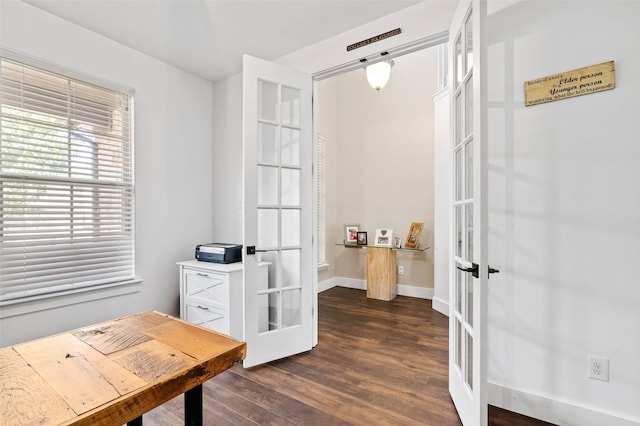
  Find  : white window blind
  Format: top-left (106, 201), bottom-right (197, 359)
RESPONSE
top-left (0, 55), bottom-right (135, 304)
top-left (316, 134), bottom-right (326, 265)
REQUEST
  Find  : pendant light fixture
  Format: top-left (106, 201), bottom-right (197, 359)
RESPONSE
top-left (365, 60), bottom-right (394, 91)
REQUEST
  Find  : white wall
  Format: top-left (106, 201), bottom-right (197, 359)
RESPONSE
top-left (212, 73), bottom-right (243, 244)
top-left (486, 1), bottom-right (640, 424)
top-left (0, 1), bottom-right (214, 345)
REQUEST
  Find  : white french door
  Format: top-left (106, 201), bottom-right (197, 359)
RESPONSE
top-left (242, 55), bottom-right (313, 368)
top-left (448, 0), bottom-right (490, 425)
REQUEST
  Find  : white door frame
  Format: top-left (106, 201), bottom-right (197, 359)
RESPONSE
top-left (310, 32), bottom-right (448, 348)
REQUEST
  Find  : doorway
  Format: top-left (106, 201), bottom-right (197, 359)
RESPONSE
top-left (314, 44), bottom-right (447, 308)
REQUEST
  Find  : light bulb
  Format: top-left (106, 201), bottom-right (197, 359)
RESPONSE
top-left (365, 60), bottom-right (393, 91)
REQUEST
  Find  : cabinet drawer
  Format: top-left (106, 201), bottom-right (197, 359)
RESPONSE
top-left (184, 301), bottom-right (229, 335)
top-left (183, 269), bottom-right (228, 307)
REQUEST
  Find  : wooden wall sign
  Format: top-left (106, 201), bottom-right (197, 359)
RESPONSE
top-left (524, 61), bottom-right (615, 106)
top-left (347, 28), bottom-right (401, 52)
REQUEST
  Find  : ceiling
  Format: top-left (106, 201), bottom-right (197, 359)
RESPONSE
top-left (24, 0), bottom-right (422, 82)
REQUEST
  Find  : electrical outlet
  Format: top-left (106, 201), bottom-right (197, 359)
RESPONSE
top-left (588, 355), bottom-right (609, 381)
top-left (398, 265), bottom-right (404, 275)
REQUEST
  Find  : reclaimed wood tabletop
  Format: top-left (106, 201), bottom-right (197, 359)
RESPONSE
top-left (0, 311), bottom-right (246, 425)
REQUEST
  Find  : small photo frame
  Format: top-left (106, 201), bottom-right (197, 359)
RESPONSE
top-left (375, 228), bottom-right (393, 247)
top-left (357, 231), bottom-right (368, 246)
top-left (404, 222), bottom-right (424, 249)
top-left (393, 236), bottom-right (402, 248)
top-left (344, 224), bottom-right (359, 245)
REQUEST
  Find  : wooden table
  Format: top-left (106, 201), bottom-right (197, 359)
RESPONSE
top-left (0, 311), bottom-right (246, 425)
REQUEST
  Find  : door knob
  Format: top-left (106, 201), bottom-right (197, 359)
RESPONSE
top-left (456, 262), bottom-right (479, 278)
top-left (455, 263), bottom-right (500, 279)
top-left (246, 246), bottom-right (271, 255)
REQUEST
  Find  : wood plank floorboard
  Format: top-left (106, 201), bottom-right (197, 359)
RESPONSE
top-left (144, 287), bottom-right (555, 425)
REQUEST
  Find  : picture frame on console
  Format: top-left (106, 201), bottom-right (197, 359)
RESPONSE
top-left (344, 224), bottom-right (359, 245)
top-left (357, 231), bottom-right (368, 246)
top-left (375, 228), bottom-right (393, 247)
top-left (404, 222), bottom-right (424, 249)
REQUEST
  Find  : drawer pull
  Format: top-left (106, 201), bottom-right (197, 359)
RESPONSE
top-left (197, 305), bottom-right (210, 311)
top-left (197, 273), bottom-right (210, 277)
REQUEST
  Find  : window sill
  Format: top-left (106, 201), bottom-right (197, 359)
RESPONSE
top-left (0, 279), bottom-right (143, 319)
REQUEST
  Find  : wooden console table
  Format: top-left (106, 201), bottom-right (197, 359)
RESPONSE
top-left (338, 244), bottom-right (429, 302)
top-left (0, 311), bottom-right (245, 425)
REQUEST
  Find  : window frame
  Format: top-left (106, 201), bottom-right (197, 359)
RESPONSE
top-left (0, 48), bottom-right (140, 317)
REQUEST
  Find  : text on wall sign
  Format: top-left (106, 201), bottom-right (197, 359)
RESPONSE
top-left (524, 61), bottom-right (615, 107)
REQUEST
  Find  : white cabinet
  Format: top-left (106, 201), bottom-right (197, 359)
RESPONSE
top-left (177, 260), bottom-right (268, 341)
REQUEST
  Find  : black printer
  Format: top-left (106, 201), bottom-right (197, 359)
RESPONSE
top-left (195, 243), bottom-right (242, 264)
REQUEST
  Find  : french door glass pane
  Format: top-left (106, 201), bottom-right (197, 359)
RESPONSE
top-left (281, 209), bottom-right (300, 247)
top-left (258, 165), bottom-right (278, 205)
top-left (281, 127), bottom-right (300, 166)
top-left (258, 123), bottom-right (278, 164)
top-left (281, 249), bottom-right (300, 286)
top-left (257, 263), bottom-right (269, 291)
top-left (456, 319), bottom-right (462, 369)
top-left (455, 148), bottom-right (462, 201)
top-left (258, 80), bottom-right (278, 122)
top-left (281, 168), bottom-right (300, 206)
top-left (456, 205), bottom-right (463, 257)
top-left (465, 140), bottom-right (473, 199)
top-left (465, 78), bottom-right (474, 137)
top-left (269, 292), bottom-right (279, 331)
top-left (455, 93), bottom-right (463, 145)
top-left (281, 86), bottom-right (300, 126)
top-left (455, 35), bottom-right (462, 87)
top-left (260, 251), bottom-right (279, 290)
top-left (257, 208), bottom-right (278, 247)
top-left (466, 331), bottom-right (474, 389)
top-left (466, 205), bottom-right (473, 261)
top-left (466, 272), bottom-right (474, 327)
top-left (456, 267), bottom-right (463, 313)
top-left (465, 13), bottom-right (473, 73)
top-left (258, 292), bottom-right (278, 333)
top-left (282, 288), bottom-right (302, 327)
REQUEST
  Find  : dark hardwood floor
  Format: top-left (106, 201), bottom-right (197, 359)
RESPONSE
top-left (144, 287), bottom-right (554, 425)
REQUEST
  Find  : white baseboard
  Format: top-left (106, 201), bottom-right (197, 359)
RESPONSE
top-left (325, 277), bottom-right (434, 300)
top-left (334, 277), bottom-right (366, 291)
top-left (318, 277), bottom-right (337, 293)
top-left (397, 284), bottom-right (433, 299)
top-left (431, 296), bottom-right (449, 317)
top-left (489, 382), bottom-right (640, 426)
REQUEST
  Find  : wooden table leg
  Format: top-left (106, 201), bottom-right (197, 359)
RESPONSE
top-left (185, 384), bottom-right (203, 426)
top-left (127, 416), bottom-right (142, 426)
